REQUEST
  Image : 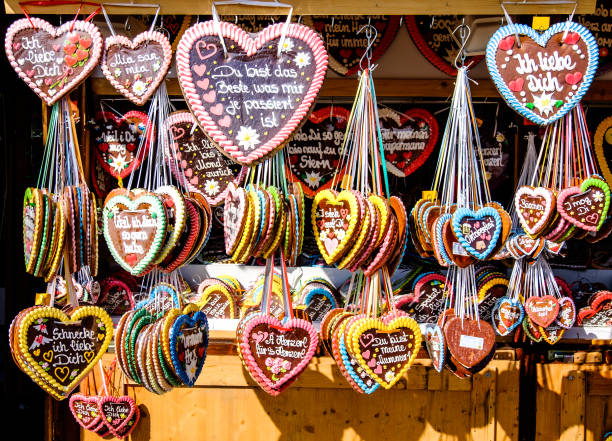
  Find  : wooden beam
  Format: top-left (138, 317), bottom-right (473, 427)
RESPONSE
top-left (91, 77), bottom-right (612, 100)
top-left (4, 0), bottom-right (596, 15)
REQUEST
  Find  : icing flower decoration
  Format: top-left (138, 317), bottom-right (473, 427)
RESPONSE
top-left (236, 126), bottom-right (260, 151)
top-left (109, 152), bottom-right (129, 173)
top-left (531, 92), bottom-right (556, 116)
top-left (153, 60), bottom-right (161, 72)
top-left (279, 39), bottom-right (294, 53)
top-left (294, 52), bottom-right (311, 69)
top-left (593, 190), bottom-right (604, 202)
top-left (336, 229), bottom-right (346, 240)
top-left (204, 179), bottom-right (220, 196)
top-left (305, 171), bottom-right (322, 188)
top-left (384, 370), bottom-right (395, 383)
top-left (114, 68), bottom-right (121, 77)
top-left (132, 80), bottom-right (147, 96)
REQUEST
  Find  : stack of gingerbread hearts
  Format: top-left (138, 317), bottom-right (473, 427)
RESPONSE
top-left (295, 277), bottom-right (341, 328)
top-left (193, 276), bottom-right (243, 319)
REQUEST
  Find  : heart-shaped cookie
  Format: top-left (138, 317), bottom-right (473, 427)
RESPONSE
top-left (555, 296), bottom-right (576, 329)
top-left (16, 306), bottom-right (113, 398)
top-left (486, 22), bottom-right (598, 125)
top-left (165, 111), bottom-right (246, 205)
top-left (223, 183), bottom-right (248, 255)
top-left (594, 115), bottom-right (612, 189)
top-left (285, 105), bottom-right (348, 198)
top-left (380, 107), bottom-right (439, 178)
top-left (98, 395), bottom-right (139, 438)
top-left (452, 207), bottom-right (502, 260)
top-left (102, 191), bottom-right (167, 275)
top-left (311, 190), bottom-right (359, 264)
top-left (101, 31), bottom-right (172, 105)
top-left (198, 283), bottom-right (238, 319)
top-left (176, 21), bottom-right (328, 165)
top-left (515, 186), bottom-right (555, 237)
top-left (444, 317), bottom-right (496, 369)
top-left (350, 315), bottom-right (421, 389)
top-left (5, 18), bottom-right (103, 105)
top-left (169, 311), bottom-right (209, 386)
top-left (91, 111), bottom-right (152, 179)
top-left (525, 295), bottom-right (560, 327)
top-left (577, 291), bottom-right (612, 326)
top-left (557, 178), bottom-right (611, 231)
top-left (240, 315), bottom-right (318, 391)
top-left (496, 297), bottom-right (524, 332)
top-left (305, 16), bottom-right (400, 76)
top-left (69, 394), bottom-right (101, 430)
top-left (424, 324), bottom-right (445, 373)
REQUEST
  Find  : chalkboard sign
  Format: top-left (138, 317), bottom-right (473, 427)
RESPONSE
top-left (405, 15), bottom-right (484, 76)
top-left (574, 4), bottom-right (612, 75)
top-left (305, 16), bottom-right (401, 76)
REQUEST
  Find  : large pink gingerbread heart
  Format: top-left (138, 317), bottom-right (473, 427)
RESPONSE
top-left (5, 18), bottom-right (102, 105)
top-left (239, 314), bottom-right (318, 391)
top-left (176, 21), bottom-right (328, 165)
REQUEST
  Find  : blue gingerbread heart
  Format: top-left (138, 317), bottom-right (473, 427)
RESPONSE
top-left (486, 22), bottom-right (598, 125)
top-left (169, 311), bottom-right (209, 387)
top-left (452, 207), bottom-right (502, 260)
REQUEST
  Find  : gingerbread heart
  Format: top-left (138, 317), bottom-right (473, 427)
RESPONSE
top-left (101, 31), bottom-right (172, 105)
top-left (69, 394), bottom-right (101, 430)
top-left (198, 283), bottom-right (237, 319)
top-left (555, 296), bottom-right (576, 329)
top-left (445, 317), bottom-right (496, 369)
top-left (525, 295), bottom-right (560, 328)
top-left (91, 111), bottom-right (152, 180)
top-left (223, 183), bottom-right (248, 255)
top-left (557, 178), bottom-right (610, 232)
top-left (176, 21), bottom-right (328, 165)
top-left (311, 190), bottom-right (359, 264)
top-left (515, 186), bottom-right (555, 237)
top-left (451, 207), bottom-right (502, 260)
top-left (98, 396), bottom-right (139, 439)
top-left (577, 291), bottom-right (612, 326)
top-left (102, 191), bottom-right (167, 275)
top-left (424, 324), bottom-right (445, 373)
top-left (496, 297), bottom-right (524, 332)
top-left (240, 315), bottom-right (318, 390)
top-left (165, 111), bottom-right (246, 206)
top-left (169, 311), bottom-right (209, 386)
top-left (486, 22), bottom-right (598, 125)
top-left (285, 105), bottom-right (348, 198)
top-left (380, 107), bottom-right (439, 178)
top-left (351, 316), bottom-right (421, 389)
top-left (594, 115), bottom-right (612, 190)
top-left (5, 18), bottom-right (102, 105)
top-left (16, 306), bottom-right (113, 397)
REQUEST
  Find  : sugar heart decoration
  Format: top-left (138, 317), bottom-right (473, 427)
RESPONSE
top-left (5, 18), bottom-right (102, 105)
top-left (379, 107), bottom-right (439, 178)
top-left (557, 178), bottom-right (610, 232)
top-left (285, 105), bottom-right (349, 198)
top-left (176, 21), bottom-right (328, 165)
top-left (444, 317), bottom-right (496, 369)
top-left (102, 192), bottom-right (167, 275)
top-left (351, 316), bottom-right (421, 389)
top-left (515, 186), bottom-right (555, 237)
top-left (424, 324), bottom-right (445, 373)
top-left (69, 394), bottom-right (101, 430)
top-left (486, 22), bottom-right (598, 125)
top-left (165, 111), bottom-right (246, 206)
top-left (98, 396), bottom-right (139, 439)
top-left (452, 207), bottom-right (502, 260)
top-left (101, 31), bottom-right (172, 105)
top-left (240, 315), bottom-right (318, 390)
top-left (17, 306), bottom-right (113, 398)
top-left (91, 111), bottom-right (152, 179)
top-left (311, 190), bottom-right (359, 264)
top-left (525, 295), bottom-right (560, 327)
top-left (169, 311), bottom-right (209, 386)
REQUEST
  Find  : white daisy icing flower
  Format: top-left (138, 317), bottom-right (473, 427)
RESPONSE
top-left (319, 231), bottom-right (327, 241)
top-left (336, 229), bottom-right (345, 240)
top-left (114, 68), bottom-right (121, 77)
top-left (294, 52), bottom-right (311, 69)
top-left (204, 179), bottom-right (220, 196)
top-left (593, 190), bottom-right (604, 202)
top-left (152, 60), bottom-right (161, 72)
top-left (236, 126), bottom-right (260, 151)
top-left (132, 80), bottom-right (146, 96)
top-left (305, 171), bottom-right (322, 188)
top-left (280, 38), bottom-right (294, 53)
top-left (384, 370), bottom-right (395, 383)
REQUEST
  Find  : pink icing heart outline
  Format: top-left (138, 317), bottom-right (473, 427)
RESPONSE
top-left (5, 18), bottom-right (103, 105)
top-left (97, 395), bottom-right (139, 439)
top-left (69, 394), bottom-right (101, 430)
top-left (240, 314), bottom-right (318, 390)
top-left (100, 31), bottom-right (172, 105)
top-left (176, 21), bottom-right (328, 165)
top-left (514, 186), bottom-right (555, 236)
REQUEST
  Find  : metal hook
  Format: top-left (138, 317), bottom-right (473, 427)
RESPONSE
top-left (452, 20), bottom-right (471, 70)
top-left (357, 22), bottom-right (378, 72)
